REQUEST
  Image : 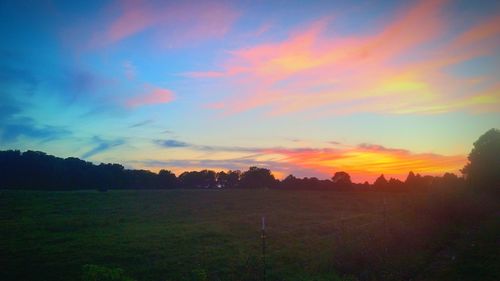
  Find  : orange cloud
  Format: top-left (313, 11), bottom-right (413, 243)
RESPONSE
top-left (138, 139), bottom-right (466, 183)
top-left (126, 84), bottom-right (175, 107)
top-left (191, 0), bottom-right (499, 116)
top-left (264, 144), bottom-right (466, 183)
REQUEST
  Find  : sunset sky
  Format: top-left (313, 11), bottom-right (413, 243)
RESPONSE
top-left (1, 0), bottom-right (499, 182)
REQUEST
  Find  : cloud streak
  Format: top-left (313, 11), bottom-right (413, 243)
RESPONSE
top-left (189, 0), bottom-right (499, 116)
top-left (81, 137), bottom-right (125, 159)
top-left (75, 0), bottom-right (239, 50)
top-left (129, 119), bottom-right (154, 128)
top-left (0, 104), bottom-right (70, 143)
top-left (151, 138), bottom-right (466, 182)
top-left (126, 84), bottom-right (175, 108)
top-left (0, 122), bottom-right (70, 143)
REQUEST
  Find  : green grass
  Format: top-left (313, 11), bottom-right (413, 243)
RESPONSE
top-left (0, 189), bottom-right (497, 281)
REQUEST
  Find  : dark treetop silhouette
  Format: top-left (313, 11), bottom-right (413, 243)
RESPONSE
top-left (461, 128), bottom-right (500, 192)
top-left (0, 128), bottom-right (498, 192)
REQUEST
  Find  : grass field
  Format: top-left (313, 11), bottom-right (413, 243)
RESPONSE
top-left (1, 189), bottom-right (498, 281)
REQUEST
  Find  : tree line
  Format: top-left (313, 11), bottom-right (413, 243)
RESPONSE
top-left (0, 129), bottom-right (498, 192)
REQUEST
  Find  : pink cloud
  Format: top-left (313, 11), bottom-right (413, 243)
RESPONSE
top-left (84, 0), bottom-right (239, 49)
top-left (126, 84), bottom-right (175, 108)
top-left (106, 0), bottom-right (157, 44)
top-left (189, 0), bottom-right (499, 116)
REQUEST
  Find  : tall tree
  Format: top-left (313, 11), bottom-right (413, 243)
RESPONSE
top-left (461, 128), bottom-right (500, 191)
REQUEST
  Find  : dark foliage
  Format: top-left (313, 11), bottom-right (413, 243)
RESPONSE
top-left (332, 171), bottom-right (352, 189)
top-left (178, 170), bottom-right (217, 189)
top-left (216, 170), bottom-right (241, 188)
top-left (0, 149), bottom-right (466, 191)
top-left (461, 128), bottom-right (500, 192)
top-left (8, 126), bottom-right (500, 192)
top-left (0, 150), bottom-right (176, 190)
top-left (239, 167), bottom-right (278, 189)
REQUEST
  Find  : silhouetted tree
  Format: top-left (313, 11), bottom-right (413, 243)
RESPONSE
top-left (178, 170), bottom-right (216, 189)
top-left (281, 174), bottom-right (300, 189)
top-left (433, 172), bottom-right (464, 189)
top-left (216, 170), bottom-right (240, 188)
top-left (158, 169), bottom-right (177, 189)
top-left (0, 150), bottom-right (178, 190)
top-left (373, 174), bottom-right (388, 190)
top-left (362, 181), bottom-right (371, 190)
top-left (387, 178), bottom-right (404, 191)
top-left (1, 135), bottom-right (492, 193)
top-left (332, 171), bottom-right (352, 189)
top-left (239, 167), bottom-right (277, 189)
top-left (461, 128), bottom-right (500, 191)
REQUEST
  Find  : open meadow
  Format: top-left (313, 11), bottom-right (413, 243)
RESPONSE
top-left (1, 189), bottom-right (498, 281)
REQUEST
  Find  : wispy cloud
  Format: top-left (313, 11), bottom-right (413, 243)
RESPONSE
top-left (69, 1), bottom-right (240, 50)
top-left (0, 104), bottom-right (21, 122)
top-left (154, 139), bottom-right (262, 153)
top-left (81, 137), bottom-right (125, 159)
top-left (0, 112), bottom-right (70, 143)
top-left (0, 65), bottom-right (38, 95)
top-left (150, 138), bottom-right (466, 182)
top-left (262, 144), bottom-right (466, 182)
top-left (0, 122), bottom-right (69, 143)
top-left (187, 0), bottom-right (499, 116)
top-left (156, 139), bottom-right (190, 148)
top-left (129, 119), bottom-right (153, 128)
top-left (126, 84), bottom-right (175, 108)
top-left (0, 103), bottom-right (70, 143)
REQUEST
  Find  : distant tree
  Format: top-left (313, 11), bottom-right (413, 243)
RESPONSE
top-left (124, 169), bottom-right (158, 189)
top-left (405, 171), bottom-right (425, 189)
top-left (303, 177), bottom-right (321, 189)
top-left (216, 170), bottom-right (240, 188)
top-left (442, 172), bottom-right (458, 181)
top-left (239, 167), bottom-right (277, 189)
top-left (0, 149), bottom-right (183, 190)
top-left (373, 174), bottom-right (388, 190)
top-left (435, 172), bottom-right (464, 189)
top-left (331, 171), bottom-right (352, 188)
top-left (461, 128), bottom-right (500, 191)
top-left (279, 175), bottom-right (335, 190)
top-left (178, 170), bottom-right (216, 189)
top-left (281, 174), bottom-right (299, 189)
top-left (387, 178), bottom-right (404, 191)
top-left (158, 169), bottom-right (177, 189)
top-left (198, 170), bottom-right (217, 188)
top-left (98, 163), bottom-right (125, 189)
top-left (362, 181), bottom-right (371, 189)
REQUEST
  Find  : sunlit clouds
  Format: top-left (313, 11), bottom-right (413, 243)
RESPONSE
top-left (188, 0), bottom-right (499, 116)
top-left (85, 0), bottom-right (239, 49)
top-left (130, 140), bottom-right (466, 183)
top-left (262, 144), bottom-right (466, 182)
top-left (126, 85), bottom-right (175, 107)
